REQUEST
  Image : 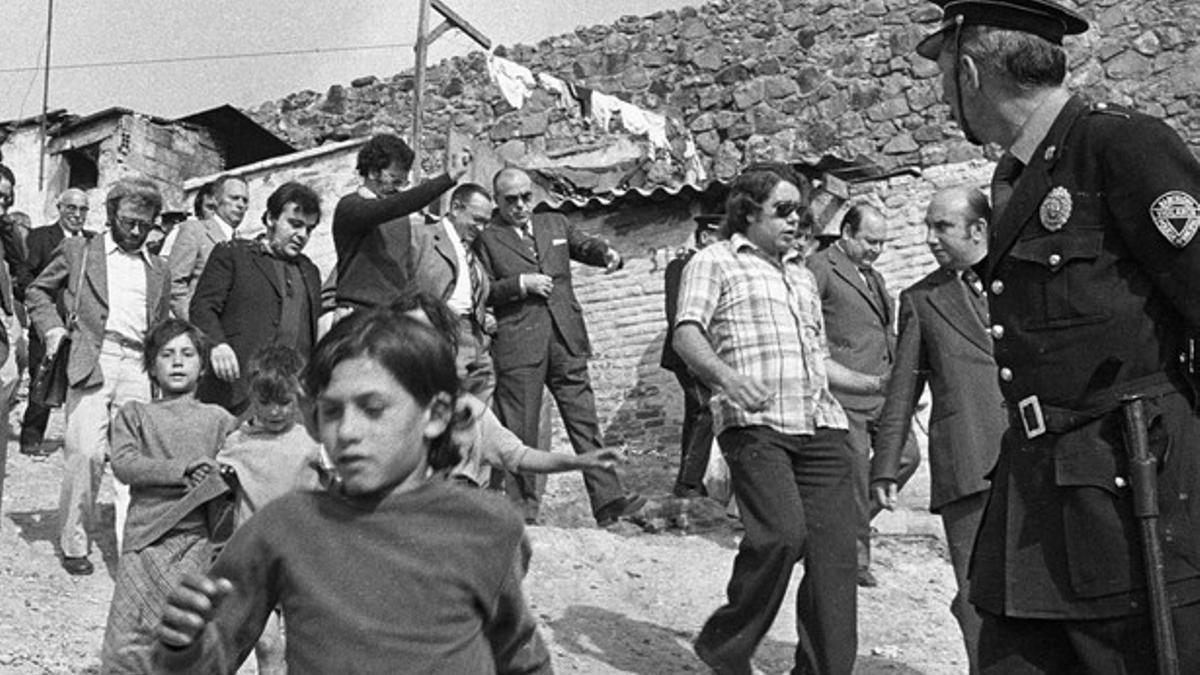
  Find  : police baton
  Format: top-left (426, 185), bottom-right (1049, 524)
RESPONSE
top-left (1119, 395), bottom-right (1180, 675)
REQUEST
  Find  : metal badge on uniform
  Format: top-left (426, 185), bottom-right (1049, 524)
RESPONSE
top-left (1039, 186), bottom-right (1072, 232)
top-left (1150, 190), bottom-right (1200, 248)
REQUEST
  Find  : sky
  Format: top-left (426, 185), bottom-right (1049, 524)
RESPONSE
top-left (2, 0), bottom-right (702, 122)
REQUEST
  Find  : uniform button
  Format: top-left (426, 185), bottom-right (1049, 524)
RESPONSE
top-left (991, 279), bottom-right (1004, 295)
top-left (1115, 476), bottom-right (1128, 488)
top-left (1048, 253), bottom-right (1062, 266)
top-left (991, 324), bottom-right (1005, 339)
top-left (1096, 102), bottom-right (1108, 110)
top-left (999, 367), bottom-right (1013, 382)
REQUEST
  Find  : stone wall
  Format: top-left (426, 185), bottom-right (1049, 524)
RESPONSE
top-left (247, 0), bottom-right (1200, 183)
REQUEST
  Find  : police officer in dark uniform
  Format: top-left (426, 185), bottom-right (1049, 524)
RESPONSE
top-left (917, 0), bottom-right (1200, 671)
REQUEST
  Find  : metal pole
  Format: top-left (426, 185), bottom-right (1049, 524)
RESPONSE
top-left (411, 0), bottom-right (432, 182)
top-left (38, 0), bottom-right (55, 191)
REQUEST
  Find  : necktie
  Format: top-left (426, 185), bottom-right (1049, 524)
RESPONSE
top-left (861, 267), bottom-right (887, 321)
top-left (991, 154), bottom-right (1025, 222)
top-left (465, 247), bottom-right (486, 327)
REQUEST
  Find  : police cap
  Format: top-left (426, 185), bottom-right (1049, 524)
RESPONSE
top-left (915, 0), bottom-right (1089, 59)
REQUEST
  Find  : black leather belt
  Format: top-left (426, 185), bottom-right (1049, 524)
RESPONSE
top-left (1006, 373), bottom-right (1180, 439)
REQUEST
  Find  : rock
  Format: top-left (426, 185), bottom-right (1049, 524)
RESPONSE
top-left (350, 75), bottom-right (379, 88)
top-left (882, 133), bottom-right (919, 154)
top-left (318, 85), bottom-right (347, 115)
top-left (756, 57), bottom-right (783, 75)
top-left (763, 75), bottom-right (799, 99)
top-left (751, 103), bottom-right (785, 135)
top-left (732, 79), bottom-right (765, 109)
top-left (713, 140), bottom-right (743, 180)
top-left (695, 130), bottom-right (721, 155)
top-left (1133, 31), bottom-right (1161, 57)
top-left (698, 85), bottom-right (728, 110)
top-left (863, 0), bottom-right (888, 16)
top-left (622, 66), bottom-right (652, 90)
top-left (1106, 50), bottom-right (1153, 79)
top-left (715, 110), bottom-right (742, 130)
top-left (679, 17), bottom-right (711, 40)
top-left (689, 112), bottom-right (717, 132)
top-left (794, 66), bottom-right (824, 95)
top-left (715, 64), bottom-right (752, 86)
top-left (692, 44), bottom-right (726, 70)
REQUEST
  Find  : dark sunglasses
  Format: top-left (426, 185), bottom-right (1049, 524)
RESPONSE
top-left (771, 201), bottom-right (805, 219)
top-left (503, 192), bottom-right (534, 206)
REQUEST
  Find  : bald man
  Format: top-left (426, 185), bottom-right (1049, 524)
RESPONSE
top-left (871, 186), bottom-right (1005, 673)
top-left (474, 167), bottom-right (643, 527)
top-left (807, 204), bottom-right (921, 587)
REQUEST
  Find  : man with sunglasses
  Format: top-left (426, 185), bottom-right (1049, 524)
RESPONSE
top-left (475, 167), bottom-right (644, 527)
top-left (919, 0), bottom-right (1200, 670)
top-left (807, 203), bottom-right (921, 588)
top-left (27, 176), bottom-right (171, 576)
top-left (409, 183), bottom-right (496, 403)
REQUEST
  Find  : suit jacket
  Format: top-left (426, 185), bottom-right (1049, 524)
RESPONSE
top-left (189, 239), bottom-right (321, 410)
top-left (167, 217), bottom-right (232, 320)
top-left (806, 243), bottom-right (896, 412)
top-left (659, 250), bottom-right (693, 372)
top-left (25, 223), bottom-right (70, 318)
top-left (26, 233), bottom-right (170, 389)
top-left (409, 219), bottom-right (490, 330)
top-left (871, 267), bottom-right (1004, 512)
top-left (475, 212), bottom-right (612, 369)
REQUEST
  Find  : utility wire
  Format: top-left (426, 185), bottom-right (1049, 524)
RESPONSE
top-left (0, 41), bottom-right (417, 75)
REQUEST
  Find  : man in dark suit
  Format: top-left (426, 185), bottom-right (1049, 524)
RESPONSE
top-left (871, 186), bottom-right (1005, 674)
top-left (661, 214), bottom-right (720, 498)
top-left (190, 183), bottom-right (322, 415)
top-left (475, 167), bottom-right (643, 526)
top-left (918, 1), bottom-right (1200, 669)
top-left (807, 203), bottom-right (921, 587)
top-left (27, 176), bottom-right (171, 575)
top-left (409, 183), bottom-right (494, 404)
top-left (20, 187), bottom-right (89, 457)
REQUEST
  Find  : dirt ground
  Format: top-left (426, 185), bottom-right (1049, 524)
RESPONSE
top-left (0, 404), bottom-right (966, 674)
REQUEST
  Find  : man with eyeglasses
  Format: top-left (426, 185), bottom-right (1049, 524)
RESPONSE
top-left (20, 188), bottom-right (90, 457)
top-left (475, 167), bottom-right (644, 527)
top-left (806, 203), bottom-right (921, 588)
top-left (27, 176), bottom-right (171, 576)
top-left (167, 175), bottom-right (249, 319)
top-left (409, 183), bottom-right (496, 404)
top-left (332, 133), bottom-right (470, 313)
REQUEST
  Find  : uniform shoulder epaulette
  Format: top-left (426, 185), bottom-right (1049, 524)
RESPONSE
top-left (1088, 101), bottom-right (1131, 119)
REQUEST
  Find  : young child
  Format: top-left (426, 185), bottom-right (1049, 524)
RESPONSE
top-left (392, 289), bottom-right (623, 489)
top-left (215, 345), bottom-right (323, 675)
top-left (153, 308), bottom-right (552, 673)
top-left (102, 319), bottom-right (239, 672)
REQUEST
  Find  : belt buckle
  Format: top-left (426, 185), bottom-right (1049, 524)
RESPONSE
top-left (1017, 395), bottom-right (1046, 439)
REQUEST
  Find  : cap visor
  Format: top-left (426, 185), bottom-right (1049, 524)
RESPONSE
top-left (916, 30), bottom-right (947, 59)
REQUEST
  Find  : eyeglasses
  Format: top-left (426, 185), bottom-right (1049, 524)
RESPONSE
top-left (771, 201), bottom-right (804, 219)
top-left (503, 192), bottom-right (534, 206)
top-left (61, 205), bottom-right (89, 214)
top-left (471, 214), bottom-right (492, 226)
top-left (113, 215), bottom-right (155, 231)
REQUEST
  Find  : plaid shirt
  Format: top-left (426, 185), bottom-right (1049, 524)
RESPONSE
top-left (675, 234), bottom-right (847, 436)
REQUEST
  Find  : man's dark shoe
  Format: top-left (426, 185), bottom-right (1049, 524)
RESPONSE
top-left (857, 568), bottom-right (879, 588)
top-left (62, 556), bottom-right (94, 576)
top-left (672, 483), bottom-right (707, 499)
top-left (595, 493), bottom-right (648, 527)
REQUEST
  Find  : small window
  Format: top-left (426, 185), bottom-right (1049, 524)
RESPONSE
top-left (64, 144), bottom-right (99, 190)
